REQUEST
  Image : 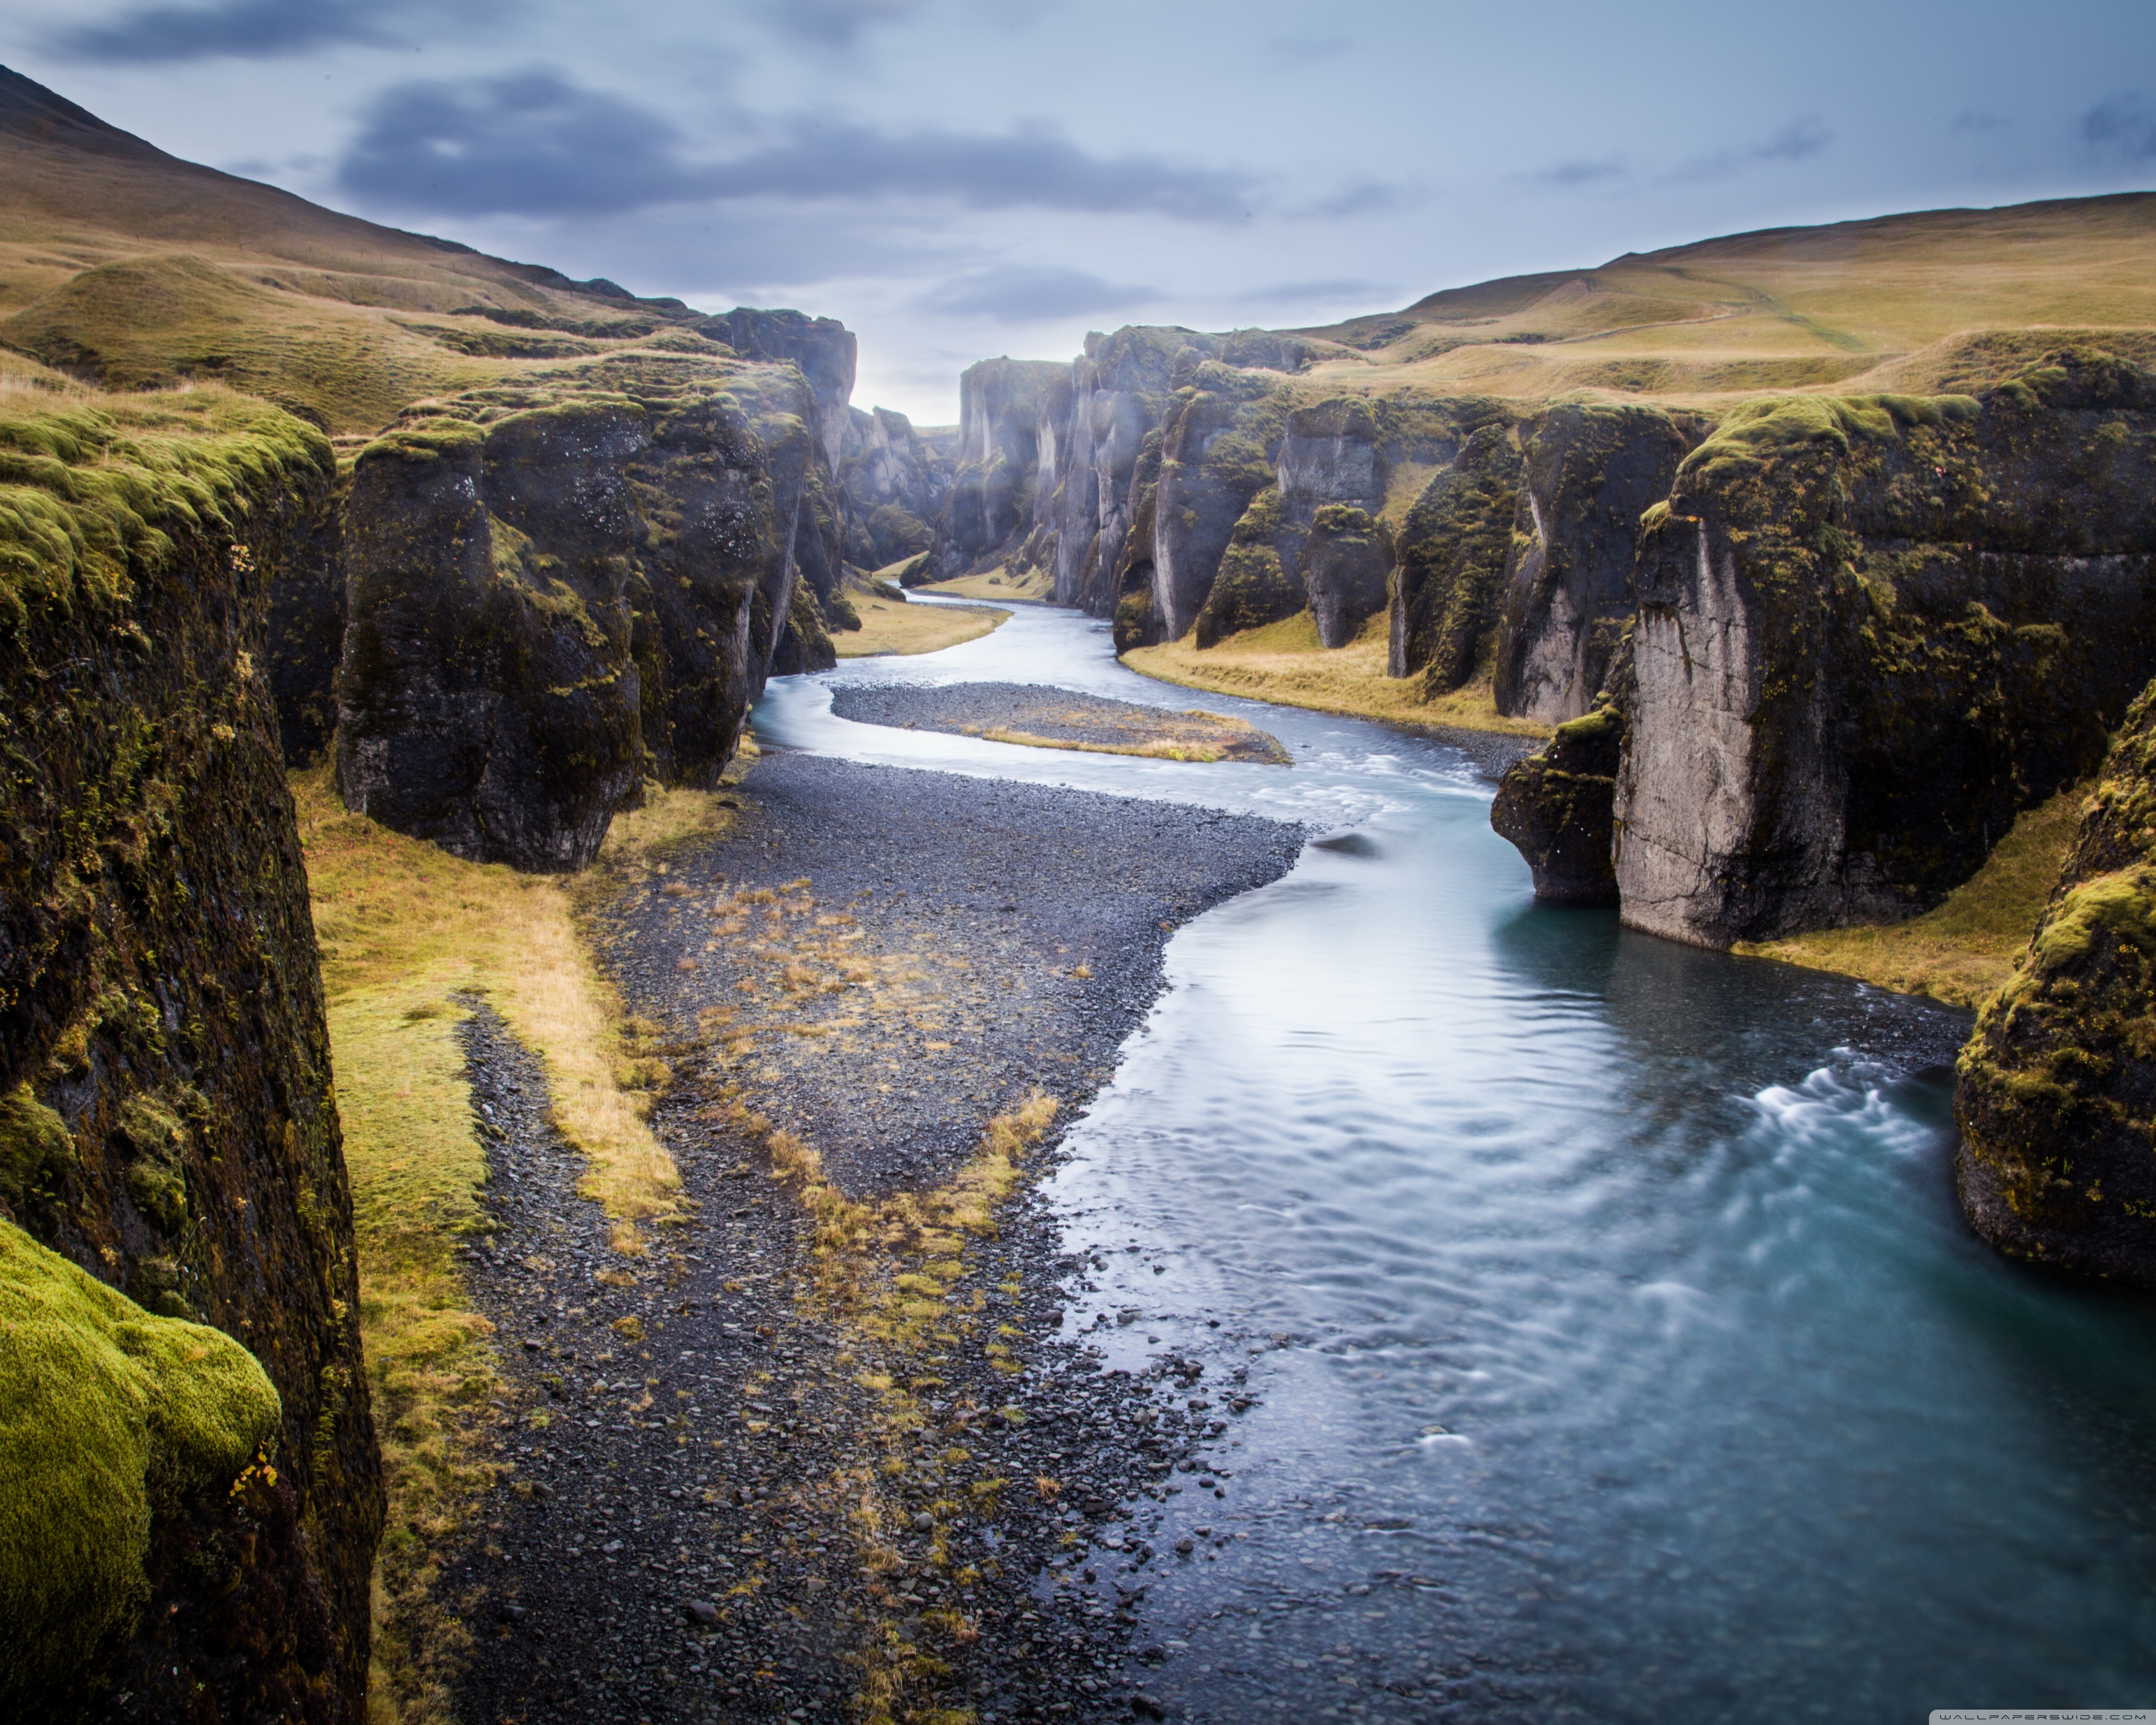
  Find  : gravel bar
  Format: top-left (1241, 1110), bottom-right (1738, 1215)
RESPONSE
top-left (448, 751), bottom-right (1307, 1724)
top-left (831, 681), bottom-right (1291, 765)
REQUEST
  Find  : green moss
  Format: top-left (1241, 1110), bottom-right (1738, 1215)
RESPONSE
top-left (1681, 390), bottom-right (1980, 482)
top-left (0, 1085), bottom-right (75, 1216)
top-left (2032, 868), bottom-right (2156, 969)
top-left (0, 1217), bottom-right (281, 1700)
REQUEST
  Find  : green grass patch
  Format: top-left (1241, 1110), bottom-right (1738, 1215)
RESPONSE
top-left (1735, 783), bottom-right (2084, 1007)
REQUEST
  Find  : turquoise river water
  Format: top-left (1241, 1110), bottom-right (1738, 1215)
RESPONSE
top-left (755, 600), bottom-right (2156, 1723)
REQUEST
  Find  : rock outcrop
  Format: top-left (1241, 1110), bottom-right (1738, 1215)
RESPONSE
top-left (335, 352), bottom-right (836, 869)
top-left (1386, 409), bottom-right (1522, 688)
top-left (928, 358), bottom-right (1069, 582)
top-left (1490, 694), bottom-right (1626, 904)
top-left (837, 405), bottom-right (953, 572)
top-left (0, 392), bottom-right (379, 1719)
top-left (1491, 350), bottom-right (2156, 947)
top-left (1491, 404), bottom-right (1695, 722)
top-left (1955, 678), bottom-right (2156, 1285)
top-left (1614, 353), bottom-right (2156, 946)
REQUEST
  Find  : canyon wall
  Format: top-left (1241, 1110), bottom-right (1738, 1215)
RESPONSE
top-left (1491, 350), bottom-right (2156, 948)
top-left (1956, 676), bottom-right (2156, 1285)
top-left (837, 404), bottom-right (954, 572)
top-left (335, 351), bottom-right (833, 871)
top-left (0, 392), bottom-right (379, 1719)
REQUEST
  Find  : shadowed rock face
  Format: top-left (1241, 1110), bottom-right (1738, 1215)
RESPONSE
top-left (1153, 363), bottom-right (1296, 642)
top-left (1387, 415), bottom-right (1523, 691)
top-left (1615, 351), bottom-right (2156, 948)
top-left (336, 355), bottom-right (830, 870)
top-left (929, 357), bottom-right (1070, 581)
top-left (0, 397), bottom-right (378, 1720)
top-left (1956, 678), bottom-right (2156, 1285)
top-left (839, 405), bottom-right (952, 572)
top-left (1491, 696), bottom-right (1626, 904)
top-left (1493, 404), bottom-right (1695, 722)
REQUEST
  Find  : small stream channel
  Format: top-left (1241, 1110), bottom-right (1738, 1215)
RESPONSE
top-left (757, 600), bottom-right (2156, 1721)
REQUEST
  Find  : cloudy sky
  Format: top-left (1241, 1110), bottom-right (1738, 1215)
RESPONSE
top-left (5, 0), bottom-right (2152, 423)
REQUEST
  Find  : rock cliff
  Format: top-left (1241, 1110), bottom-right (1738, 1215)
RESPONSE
top-left (837, 405), bottom-right (953, 572)
top-left (1955, 678), bottom-right (2156, 1285)
top-left (0, 390), bottom-right (379, 1719)
top-left (1614, 351), bottom-right (2156, 946)
top-left (1490, 404), bottom-right (1696, 722)
top-left (1493, 350), bottom-right (2156, 948)
top-left (927, 357), bottom-right (1070, 582)
top-left (334, 352), bottom-right (836, 870)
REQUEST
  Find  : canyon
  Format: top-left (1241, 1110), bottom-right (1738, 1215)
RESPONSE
top-left (5, 53), bottom-right (2156, 1722)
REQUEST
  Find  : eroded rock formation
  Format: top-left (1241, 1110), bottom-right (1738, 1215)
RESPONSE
top-left (0, 393), bottom-right (379, 1720)
top-left (335, 352), bottom-right (837, 869)
top-left (838, 404), bottom-right (953, 572)
top-left (1956, 679), bottom-right (2156, 1284)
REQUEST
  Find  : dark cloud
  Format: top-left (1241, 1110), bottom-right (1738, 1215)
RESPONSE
top-left (1518, 156), bottom-right (1628, 189)
top-left (2084, 92), bottom-right (2156, 162)
top-left (1671, 116), bottom-right (1831, 181)
top-left (754, 0), bottom-right (922, 48)
top-left (912, 264), bottom-right (1157, 323)
top-left (704, 118), bottom-right (1261, 220)
top-left (337, 71), bottom-right (701, 217)
top-left (336, 72), bottom-right (1267, 223)
top-left (45, 0), bottom-right (434, 62)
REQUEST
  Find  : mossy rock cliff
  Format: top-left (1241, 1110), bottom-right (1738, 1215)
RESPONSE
top-left (336, 352), bottom-right (830, 869)
top-left (0, 389), bottom-right (378, 1718)
top-left (1955, 678), bottom-right (2156, 1283)
top-left (1491, 684), bottom-right (1628, 904)
top-left (1616, 348), bottom-right (2156, 946)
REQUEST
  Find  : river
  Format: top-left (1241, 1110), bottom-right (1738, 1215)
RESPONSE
top-left (756, 600), bottom-right (2156, 1722)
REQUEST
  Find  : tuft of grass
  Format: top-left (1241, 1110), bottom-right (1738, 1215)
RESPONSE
top-left (1734, 783), bottom-right (2084, 1006)
top-left (723, 1088), bottom-right (1059, 1725)
top-left (837, 596), bottom-right (1007, 658)
top-left (294, 766), bottom-right (720, 1720)
top-left (1126, 608), bottom-right (1548, 737)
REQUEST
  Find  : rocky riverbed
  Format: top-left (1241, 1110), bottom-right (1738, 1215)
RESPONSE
top-left (446, 750), bottom-right (1306, 1723)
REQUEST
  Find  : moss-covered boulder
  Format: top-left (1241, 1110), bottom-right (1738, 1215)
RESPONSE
top-left (0, 1219), bottom-right (281, 1712)
top-left (1955, 680), bottom-right (2156, 1283)
top-left (1491, 695), bottom-right (1626, 904)
top-left (336, 353), bottom-right (829, 869)
top-left (1493, 404), bottom-right (1695, 722)
top-left (0, 390), bottom-right (378, 1718)
top-left (1616, 349), bottom-right (2156, 946)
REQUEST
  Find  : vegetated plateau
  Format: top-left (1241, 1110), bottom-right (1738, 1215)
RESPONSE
top-left (3, 50), bottom-right (2156, 1725)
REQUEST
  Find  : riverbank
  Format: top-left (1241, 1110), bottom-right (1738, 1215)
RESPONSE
top-left (1733, 784), bottom-right (2082, 1007)
top-left (831, 680), bottom-right (1292, 765)
top-left (1122, 611), bottom-right (1549, 740)
top-left (837, 591), bottom-right (1008, 658)
top-left (444, 749), bottom-right (1307, 1723)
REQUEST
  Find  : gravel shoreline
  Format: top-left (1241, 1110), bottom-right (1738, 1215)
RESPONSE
top-left (447, 751), bottom-right (1307, 1723)
top-left (830, 681), bottom-right (1291, 765)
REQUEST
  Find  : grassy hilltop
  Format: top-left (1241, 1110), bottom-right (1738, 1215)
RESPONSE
top-left (0, 66), bottom-right (724, 435)
top-left (1294, 193), bottom-right (2156, 405)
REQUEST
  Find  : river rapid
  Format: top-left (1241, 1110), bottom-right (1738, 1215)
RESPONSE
top-left (757, 601), bottom-right (2156, 1722)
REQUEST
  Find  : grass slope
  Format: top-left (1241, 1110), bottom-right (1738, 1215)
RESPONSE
top-left (0, 67), bottom-right (706, 434)
top-left (1735, 783), bottom-right (2084, 1007)
top-left (838, 594), bottom-right (1007, 657)
top-left (1294, 191), bottom-right (2156, 408)
top-left (1126, 610), bottom-right (1548, 737)
top-left (294, 766), bottom-right (731, 1720)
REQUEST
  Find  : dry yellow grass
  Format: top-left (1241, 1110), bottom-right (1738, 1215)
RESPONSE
top-left (1126, 610), bottom-right (1549, 737)
top-left (295, 766), bottom-right (721, 1720)
top-left (924, 564), bottom-right (1054, 601)
top-left (838, 595), bottom-right (1007, 657)
top-left (1735, 784), bottom-right (2084, 1007)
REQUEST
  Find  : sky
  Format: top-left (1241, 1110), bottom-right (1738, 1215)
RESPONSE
top-left (3, 0), bottom-right (2153, 424)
